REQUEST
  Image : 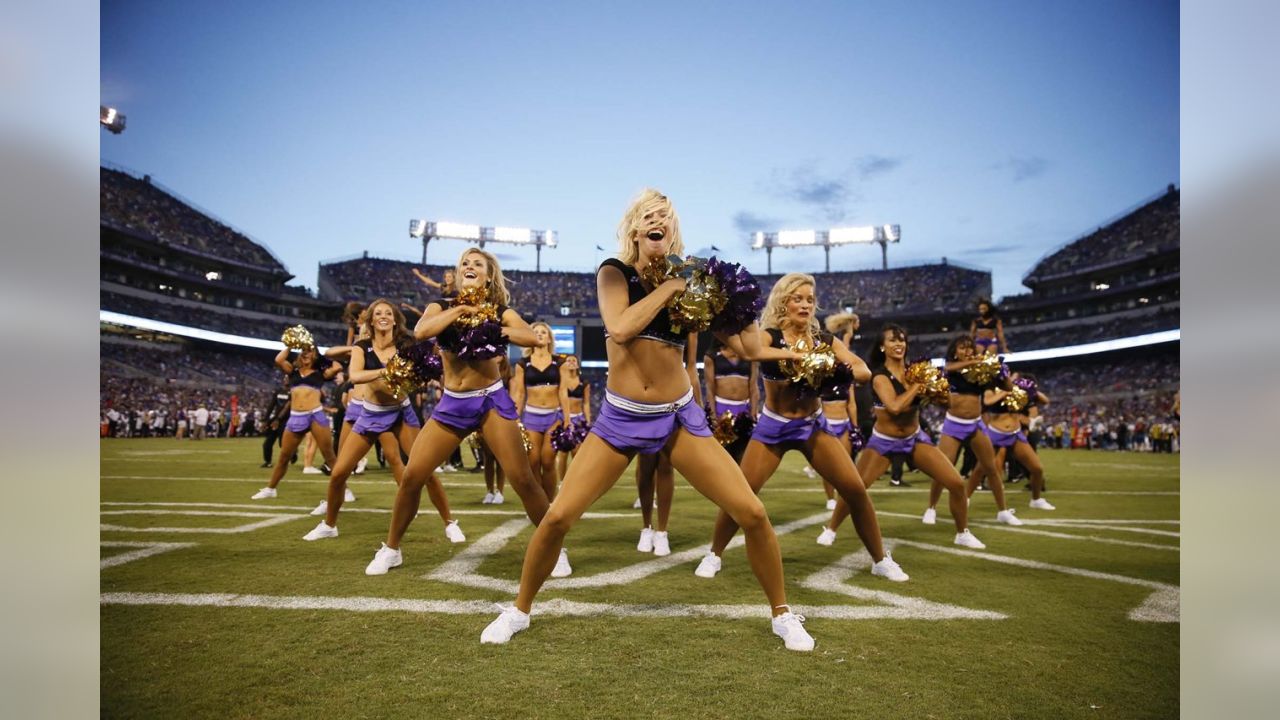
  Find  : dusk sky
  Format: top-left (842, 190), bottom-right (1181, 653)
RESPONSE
top-left (100, 1), bottom-right (1178, 300)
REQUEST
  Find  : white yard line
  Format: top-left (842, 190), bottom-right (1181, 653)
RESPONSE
top-left (101, 541), bottom-right (196, 569)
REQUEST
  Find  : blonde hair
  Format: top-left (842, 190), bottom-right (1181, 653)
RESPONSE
top-left (762, 272), bottom-right (820, 338)
top-left (455, 248), bottom-right (512, 307)
top-left (524, 321), bottom-right (553, 357)
top-left (616, 188), bottom-right (683, 265)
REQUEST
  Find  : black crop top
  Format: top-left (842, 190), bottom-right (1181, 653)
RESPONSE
top-left (947, 369), bottom-right (987, 396)
top-left (289, 368), bottom-right (326, 389)
top-left (357, 339), bottom-right (400, 371)
top-left (518, 355), bottom-right (561, 387)
top-left (975, 316), bottom-right (997, 330)
top-left (820, 370), bottom-right (852, 402)
top-left (599, 258), bottom-right (686, 347)
top-left (710, 346), bottom-right (750, 379)
top-left (759, 328), bottom-right (834, 383)
top-left (871, 366), bottom-right (921, 411)
top-left (567, 380), bottom-right (588, 399)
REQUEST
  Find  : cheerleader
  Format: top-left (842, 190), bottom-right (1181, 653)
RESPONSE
top-left (554, 354), bottom-right (591, 484)
top-left (821, 325), bottom-right (987, 549)
top-left (482, 189), bottom-right (820, 651)
top-left (511, 322), bottom-right (566, 502)
top-left (695, 273), bottom-right (907, 583)
top-left (251, 345), bottom-right (340, 499)
top-left (301, 299), bottom-right (463, 543)
top-left (364, 249), bottom-right (561, 576)
top-left (922, 336), bottom-right (1023, 526)
top-left (971, 373), bottom-right (1054, 510)
top-left (703, 338), bottom-right (757, 463)
top-left (970, 299), bottom-right (1007, 355)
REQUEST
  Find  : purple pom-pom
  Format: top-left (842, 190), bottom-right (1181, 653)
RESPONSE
top-left (731, 412), bottom-right (755, 439)
top-left (447, 320), bottom-right (508, 361)
top-left (551, 417), bottom-right (590, 452)
top-left (1013, 376), bottom-right (1038, 399)
top-left (849, 426), bottom-right (866, 453)
top-left (400, 340), bottom-right (444, 385)
top-left (705, 257), bottom-right (764, 335)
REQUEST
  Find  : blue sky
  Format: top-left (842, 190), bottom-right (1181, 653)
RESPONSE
top-left (100, 0), bottom-right (1178, 299)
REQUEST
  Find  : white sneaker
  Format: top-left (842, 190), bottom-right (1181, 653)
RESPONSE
top-left (802, 466), bottom-right (817, 479)
top-left (302, 466), bottom-right (321, 475)
top-left (922, 507), bottom-right (937, 525)
top-left (816, 527), bottom-right (837, 546)
top-left (1029, 498), bottom-right (1056, 511)
top-left (492, 492), bottom-right (504, 505)
top-left (303, 521), bottom-right (338, 541)
top-left (694, 552), bottom-right (721, 578)
top-left (871, 554), bottom-right (910, 582)
top-left (480, 605), bottom-right (530, 644)
top-left (551, 548), bottom-right (572, 578)
top-left (309, 500), bottom-right (328, 516)
top-left (637, 527), bottom-right (655, 553)
top-left (771, 611), bottom-right (815, 652)
top-left (653, 531), bottom-right (671, 557)
top-left (954, 529), bottom-right (986, 549)
top-left (344, 488), bottom-right (356, 502)
top-left (482, 492), bottom-right (495, 504)
top-left (825, 498), bottom-right (836, 511)
top-left (354, 457), bottom-right (367, 475)
top-left (251, 487), bottom-right (276, 500)
top-left (444, 520), bottom-right (466, 543)
top-left (365, 543), bottom-right (402, 575)
top-left (632, 497), bottom-right (642, 509)
top-left (996, 509), bottom-right (1025, 526)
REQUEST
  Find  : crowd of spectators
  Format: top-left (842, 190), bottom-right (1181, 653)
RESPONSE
top-left (102, 291), bottom-right (347, 346)
top-left (101, 167), bottom-right (284, 272)
top-left (1026, 186), bottom-right (1179, 281)
top-left (320, 256), bottom-right (990, 317)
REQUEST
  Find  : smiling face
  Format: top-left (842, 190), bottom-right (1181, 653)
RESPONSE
top-left (457, 251), bottom-right (490, 290)
top-left (564, 355), bottom-right (580, 372)
top-left (881, 328), bottom-right (908, 361)
top-left (370, 302), bottom-right (396, 334)
top-left (617, 189), bottom-right (683, 264)
top-left (952, 337), bottom-right (976, 361)
top-left (978, 301), bottom-right (991, 317)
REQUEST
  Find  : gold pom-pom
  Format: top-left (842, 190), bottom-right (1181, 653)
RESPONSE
top-left (518, 421), bottom-right (533, 453)
top-left (960, 354), bottom-right (1003, 386)
top-left (1003, 386), bottom-right (1030, 412)
top-left (904, 360), bottom-right (951, 405)
top-left (381, 353), bottom-right (417, 397)
top-left (710, 411), bottom-right (739, 445)
top-left (668, 270), bottom-right (727, 334)
top-left (281, 325), bottom-right (315, 350)
top-left (779, 337), bottom-right (837, 388)
top-left (639, 254), bottom-right (686, 289)
top-left (453, 285), bottom-right (500, 328)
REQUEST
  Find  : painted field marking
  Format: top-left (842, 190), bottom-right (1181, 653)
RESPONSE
top-left (101, 541), bottom-right (197, 569)
top-left (99, 501), bottom-right (629, 519)
top-left (101, 513), bottom-right (300, 535)
top-left (100, 474), bottom-right (486, 489)
top-left (116, 449), bottom-right (232, 456)
top-left (424, 512), bottom-right (835, 594)
top-left (97, 592), bottom-right (995, 623)
top-left (799, 551), bottom-right (1006, 620)
top-left (876, 511), bottom-right (1179, 552)
top-left (889, 538), bottom-right (1179, 622)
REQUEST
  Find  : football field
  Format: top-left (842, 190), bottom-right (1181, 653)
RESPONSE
top-left (100, 439), bottom-right (1178, 719)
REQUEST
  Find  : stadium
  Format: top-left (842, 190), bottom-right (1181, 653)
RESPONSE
top-left (100, 166), bottom-right (1179, 717)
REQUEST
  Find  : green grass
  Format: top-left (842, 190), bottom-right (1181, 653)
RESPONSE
top-left (101, 439), bottom-right (1179, 719)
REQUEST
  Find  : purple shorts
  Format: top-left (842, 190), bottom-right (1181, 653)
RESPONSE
top-left (352, 401), bottom-right (406, 436)
top-left (401, 400), bottom-right (421, 429)
top-left (431, 381), bottom-right (518, 434)
top-left (286, 407), bottom-right (329, 434)
top-left (751, 408), bottom-right (822, 445)
top-left (714, 396), bottom-right (751, 419)
top-left (522, 405), bottom-right (562, 434)
top-left (821, 415), bottom-right (852, 438)
top-left (343, 399), bottom-right (364, 425)
top-left (941, 414), bottom-right (986, 442)
top-left (591, 389), bottom-right (710, 455)
top-left (975, 337), bottom-right (998, 353)
top-left (986, 426), bottom-right (1028, 449)
top-left (866, 428), bottom-right (935, 458)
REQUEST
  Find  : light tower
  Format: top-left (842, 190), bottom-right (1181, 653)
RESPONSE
top-left (409, 219), bottom-right (557, 270)
top-left (750, 224), bottom-right (900, 273)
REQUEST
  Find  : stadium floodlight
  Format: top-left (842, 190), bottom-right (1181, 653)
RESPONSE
top-left (750, 223), bottom-right (901, 272)
top-left (100, 105), bottom-right (126, 134)
top-left (411, 218), bottom-right (559, 269)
